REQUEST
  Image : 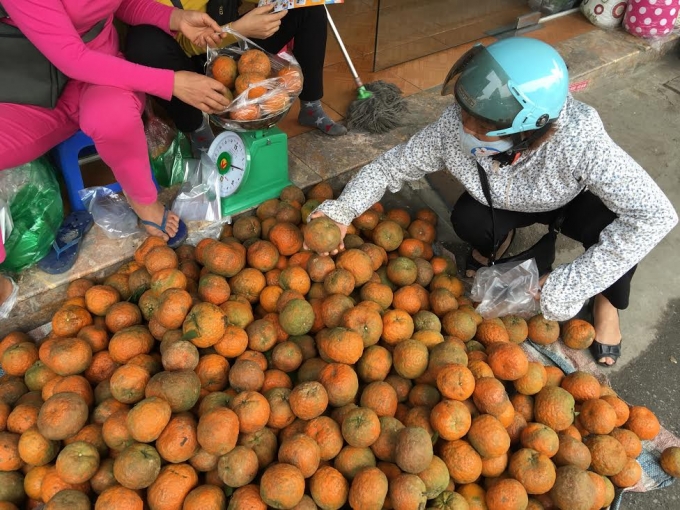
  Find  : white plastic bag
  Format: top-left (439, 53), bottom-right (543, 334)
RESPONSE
top-left (171, 152), bottom-right (221, 222)
top-left (0, 199), bottom-right (13, 244)
top-left (471, 259), bottom-right (541, 319)
top-left (79, 187), bottom-right (141, 239)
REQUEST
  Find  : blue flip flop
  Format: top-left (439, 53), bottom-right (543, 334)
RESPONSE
top-left (37, 210), bottom-right (94, 275)
top-left (140, 207), bottom-right (188, 249)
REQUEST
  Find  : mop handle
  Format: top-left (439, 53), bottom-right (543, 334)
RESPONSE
top-left (324, 5), bottom-right (364, 89)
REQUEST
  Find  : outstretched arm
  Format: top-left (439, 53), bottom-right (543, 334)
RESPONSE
top-left (315, 108), bottom-right (455, 226)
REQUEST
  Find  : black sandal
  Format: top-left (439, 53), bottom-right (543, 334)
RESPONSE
top-left (587, 298), bottom-right (622, 367)
top-left (590, 340), bottom-right (622, 367)
top-left (465, 229), bottom-right (516, 277)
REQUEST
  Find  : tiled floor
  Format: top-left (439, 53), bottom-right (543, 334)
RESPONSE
top-left (277, 3), bottom-right (597, 138)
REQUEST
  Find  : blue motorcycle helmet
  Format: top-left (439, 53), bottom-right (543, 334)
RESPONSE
top-left (441, 37), bottom-right (569, 138)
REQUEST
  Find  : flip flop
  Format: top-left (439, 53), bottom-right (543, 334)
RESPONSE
top-left (140, 207), bottom-right (188, 249)
top-left (37, 211), bottom-right (93, 275)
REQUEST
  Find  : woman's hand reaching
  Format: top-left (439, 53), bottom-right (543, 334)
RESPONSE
top-left (303, 212), bottom-right (348, 256)
top-left (231, 4), bottom-right (287, 40)
top-left (534, 272), bottom-right (551, 301)
top-left (170, 9), bottom-right (224, 49)
top-left (173, 71), bottom-right (230, 114)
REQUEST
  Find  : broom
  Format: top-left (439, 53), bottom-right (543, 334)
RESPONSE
top-left (324, 5), bottom-right (407, 134)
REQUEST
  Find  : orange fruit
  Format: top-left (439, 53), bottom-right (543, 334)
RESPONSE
top-left (212, 56), bottom-right (238, 88)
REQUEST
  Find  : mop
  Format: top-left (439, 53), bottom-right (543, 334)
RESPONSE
top-left (325, 5), bottom-right (408, 134)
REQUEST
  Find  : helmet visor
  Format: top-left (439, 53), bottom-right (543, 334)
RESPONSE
top-left (442, 46), bottom-right (524, 130)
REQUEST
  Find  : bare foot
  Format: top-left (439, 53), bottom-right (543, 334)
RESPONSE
top-left (593, 294), bottom-right (622, 366)
top-left (127, 198), bottom-right (180, 241)
top-left (0, 275), bottom-right (17, 319)
top-left (0, 275), bottom-right (13, 304)
top-left (465, 230), bottom-right (515, 278)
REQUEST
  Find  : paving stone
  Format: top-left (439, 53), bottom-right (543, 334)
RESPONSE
top-left (556, 28), bottom-right (679, 93)
top-left (665, 75), bottom-right (680, 95)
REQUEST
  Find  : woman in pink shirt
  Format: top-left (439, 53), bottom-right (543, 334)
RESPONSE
top-left (0, 0), bottom-right (229, 246)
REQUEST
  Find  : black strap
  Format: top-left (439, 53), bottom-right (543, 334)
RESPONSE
top-left (475, 161), bottom-right (500, 265)
top-left (475, 160), bottom-right (567, 267)
top-left (510, 124), bottom-right (552, 153)
top-left (82, 19), bottom-right (106, 43)
top-left (170, 0), bottom-right (184, 9)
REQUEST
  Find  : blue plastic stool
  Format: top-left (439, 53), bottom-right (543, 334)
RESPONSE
top-left (53, 130), bottom-right (159, 211)
top-left (52, 131), bottom-right (118, 211)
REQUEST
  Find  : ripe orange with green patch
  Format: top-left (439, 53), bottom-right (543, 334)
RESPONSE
top-left (303, 216), bottom-right (342, 254)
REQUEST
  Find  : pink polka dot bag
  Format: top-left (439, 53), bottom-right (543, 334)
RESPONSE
top-left (624, 0), bottom-right (680, 38)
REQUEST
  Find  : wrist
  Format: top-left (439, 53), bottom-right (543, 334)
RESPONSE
top-left (230, 19), bottom-right (245, 37)
top-left (172, 71), bottom-right (183, 92)
top-left (169, 8), bottom-right (184, 32)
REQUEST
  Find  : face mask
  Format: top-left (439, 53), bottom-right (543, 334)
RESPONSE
top-left (459, 121), bottom-right (513, 158)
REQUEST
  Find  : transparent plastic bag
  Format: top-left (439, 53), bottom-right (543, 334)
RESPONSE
top-left (185, 217), bottom-right (230, 248)
top-left (145, 101), bottom-right (193, 187)
top-left (79, 187), bottom-right (141, 239)
top-left (471, 259), bottom-right (541, 319)
top-left (171, 152), bottom-right (222, 222)
top-left (0, 157), bottom-right (63, 272)
top-left (206, 26), bottom-right (303, 132)
top-left (0, 199), bottom-right (13, 244)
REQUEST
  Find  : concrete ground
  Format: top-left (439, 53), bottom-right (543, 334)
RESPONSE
top-left (579, 52), bottom-right (680, 509)
top-left (389, 51), bottom-right (680, 508)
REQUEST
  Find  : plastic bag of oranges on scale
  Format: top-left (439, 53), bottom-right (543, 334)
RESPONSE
top-left (206, 26), bottom-right (304, 131)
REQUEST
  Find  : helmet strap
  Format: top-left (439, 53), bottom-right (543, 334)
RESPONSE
top-left (491, 123), bottom-right (553, 166)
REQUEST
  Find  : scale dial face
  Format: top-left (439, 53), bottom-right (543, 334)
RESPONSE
top-left (208, 131), bottom-right (250, 198)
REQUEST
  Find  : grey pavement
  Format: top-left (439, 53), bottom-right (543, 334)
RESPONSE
top-left (579, 52), bottom-right (680, 510)
top-left (387, 51), bottom-right (680, 508)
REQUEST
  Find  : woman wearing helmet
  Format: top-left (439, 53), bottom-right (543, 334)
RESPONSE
top-left (310, 37), bottom-right (677, 367)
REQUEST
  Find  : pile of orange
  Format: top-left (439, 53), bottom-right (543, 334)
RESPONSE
top-left (1, 181), bottom-right (678, 510)
top-left (210, 49), bottom-right (302, 122)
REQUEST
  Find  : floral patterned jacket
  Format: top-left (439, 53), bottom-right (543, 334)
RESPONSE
top-left (315, 95), bottom-right (678, 321)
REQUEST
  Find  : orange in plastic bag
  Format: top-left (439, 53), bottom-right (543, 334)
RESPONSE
top-left (205, 27), bottom-right (304, 132)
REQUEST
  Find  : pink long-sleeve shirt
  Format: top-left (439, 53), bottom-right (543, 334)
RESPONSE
top-left (2, 0), bottom-right (176, 100)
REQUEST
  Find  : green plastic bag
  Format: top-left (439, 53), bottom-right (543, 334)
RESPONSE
top-left (145, 101), bottom-right (193, 188)
top-left (0, 157), bottom-right (64, 272)
top-left (149, 130), bottom-right (192, 188)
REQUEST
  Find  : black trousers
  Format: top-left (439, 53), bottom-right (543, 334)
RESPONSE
top-left (124, 5), bottom-right (328, 132)
top-left (450, 191), bottom-right (637, 310)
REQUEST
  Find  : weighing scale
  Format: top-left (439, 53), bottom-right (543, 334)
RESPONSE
top-left (207, 126), bottom-right (291, 218)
